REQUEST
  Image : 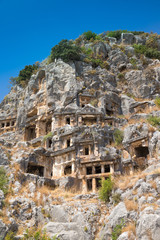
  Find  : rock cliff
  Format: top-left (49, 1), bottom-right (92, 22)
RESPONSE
top-left (1, 31), bottom-right (160, 239)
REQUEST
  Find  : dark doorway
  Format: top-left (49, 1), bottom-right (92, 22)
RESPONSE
top-left (66, 117), bottom-right (70, 125)
top-left (27, 164), bottom-right (44, 177)
top-left (86, 166), bottom-right (92, 175)
top-left (106, 108), bottom-right (113, 116)
top-left (85, 147), bottom-right (89, 155)
top-left (87, 179), bottom-right (92, 191)
top-left (46, 120), bottom-right (52, 134)
top-left (67, 139), bottom-right (71, 147)
top-left (6, 122), bottom-right (10, 127)
top-left (104, 165), bottom-right (110, 173)
top-left (64, 165), bottom-right (72, 175)
top-left (27, 126), bottom-right (36, 140)
top-left (96, 178), bottom-right (101, 189)
top-left (135, 146), bottom-right (149, 158)
top-left (47, 138), bottom-right (52, 148)
top-left (95, 165), bottom-right (101, 174)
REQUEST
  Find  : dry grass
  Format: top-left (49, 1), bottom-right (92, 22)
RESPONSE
top-left (122, 221), bottom-right (136, 237)
top-left (132, 189), bottom-right (138, 195)
top-left (149, 180), bottom-right (157, 189)
top-left (114, 170), bottom-right (147, 191)
top-left (151, 167), bottom-right (160, 174)
top-left (124, 199), bottom-right (138, 211)
top-left (34, 185), bottom-right (81, 205)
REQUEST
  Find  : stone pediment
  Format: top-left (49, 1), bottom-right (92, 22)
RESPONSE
top-left (77, 104), bottom-right (100, 115)
top-left (80, 131), bottom-right (93, 140)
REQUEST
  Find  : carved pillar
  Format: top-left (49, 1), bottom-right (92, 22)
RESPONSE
top-left (92, 178), bottom-right (96, 193)
top-left (101, 165), bottom-right (105, 173)
top-left (60, 164), bottom-right (64, 177)
top-left (110, 164), bottom-right (114, 174)
top-left (72, 162), bottom-right (75, 174)
top-left (82, 166), bottom-right (86, 175)
top-left (94, 142), bottom-right (99, 156)
top-left (82, 178), bottom-right (87, 193)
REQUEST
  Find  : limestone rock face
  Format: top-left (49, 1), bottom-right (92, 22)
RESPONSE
top-left (121, 33), bottom-right (136, 45)
top-left (136, 209), bottom-right (160, 240)
top-left (2, 31), bottom-right (160, 239)
top-left (0, 146), bottom-right (9, 165)
top-left (108, 202), bottom-right (128, 228)
top-left (44, 222), bottom-right (90, 240)
top-left (0, 220), bottom-right (7, 240)
top-left (125, 69), bottom-right (160, 98)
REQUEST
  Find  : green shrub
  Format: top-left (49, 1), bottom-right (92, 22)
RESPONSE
top-left (147, 116), bottom-right (160, 127)
top-left (155, 97), bottom-right (160, 107)
top-left (50, 39), bottom-right (81, 63)
top-left (130, 31), bottom-right (144, 35)
top-left (5, 231), bottom-right (15, 240)
top-left (0, 167), bottom-right (9, 195)
top-left (130, 58), bottom-right (137, 68)
top-left (105, 30), bottom-right (144, 40)
top-left (99, 176), bottom-right (114, 202)
top-left (146, 33), bottom-right (159, 49)
top-left (83, 31), bottom-right (97, 40)
top-left (111, 219), bottom-right (125, 240)
top-left (145, 48), bottom-right (160, 59)
top-left (43, 132), bottom-right (53, 142)
top-left (133, 44), bottom-right (147, 54)
top-left (23, 229), bottom-right (59, 240)
top-left (107, 30), bottom-right (128, 40)
top-left (113, 129), bottom-right (124, 145)
top-left (10, 64), bottom-right (38, 87)
top-left (117, 73), bottom-right (125, 81)
top-left (133, 44), bottom-right (160, 60)
top-left (112, 193), bottom-right (121, 205)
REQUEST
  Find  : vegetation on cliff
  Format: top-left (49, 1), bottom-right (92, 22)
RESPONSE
top-left (10, 64), bottom-right (38, 87)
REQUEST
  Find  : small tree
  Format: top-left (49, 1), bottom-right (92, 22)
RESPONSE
top-left (50, 39), bottom-right (81, 63)
top-left (99, 176), bottom-right (114, 202)
top-left (83, 31), bottom-right (97, 40)
top-left (18, 64), bottom-right (38, 87)
top-left (113, 129), bottom-right (124, 146)
top-left (10, 64), bottom-right (38, 87)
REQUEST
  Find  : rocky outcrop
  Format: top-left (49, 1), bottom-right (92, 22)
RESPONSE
top-left (1, 31), bottom-right (160, 239)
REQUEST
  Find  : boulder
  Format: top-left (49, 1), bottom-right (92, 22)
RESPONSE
top-left (121, 33), bottom-right (136, 45)
top-left (0, 220), bottom-right (7, 240)
top-left (136, 212), bottom-right (160, 240)
top-left (50, 205), bottom-right (69, 222)
top-left (108, 202), bottom-right (128, 228)
top-left (43, 222), bottom-right (90, 240)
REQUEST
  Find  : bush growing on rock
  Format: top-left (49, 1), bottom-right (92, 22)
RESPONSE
top-left (107, 30), bottom-right (144, 40)
top-left (146, 33), bottom-right (160, 49)
top-left (10, 64), bottom-right (38, 87)
top-left (107, 30), bottom-right (128, 40)
top-left (0, 167), bottom-right (8, 195)
top-left (111, 219), bottom-right (125, 240)
top-left (83, 31), bottom-right (97, 40)
top-left (43, 132), bottom-right (53, 142)
top-left (50, 39), bottom-right (81, 63)
top-left (99, 176), bottom-right (114, 202)
top-left (133, 44), bottom-right (160, 60)
top-left (147, 116), bottom-right (160, 127)
top-left (154, 97), bottom-right (160, 107)
top-left (23, 229), bottom-right (59, 240)
top-left (113, 129), bottom-right (124, 145)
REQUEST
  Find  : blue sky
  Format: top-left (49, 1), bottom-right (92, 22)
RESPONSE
top-left (0, 0), bottom-right (160, 102)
